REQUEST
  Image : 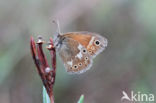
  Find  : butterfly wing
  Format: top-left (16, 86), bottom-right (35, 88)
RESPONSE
top-left (63, 32), bottom-right (108, 58)
top-left (57, 37), bottom-right (92, 74)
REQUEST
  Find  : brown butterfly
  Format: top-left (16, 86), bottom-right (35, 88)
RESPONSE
top-left (53, 21), bottom-right (108, 74)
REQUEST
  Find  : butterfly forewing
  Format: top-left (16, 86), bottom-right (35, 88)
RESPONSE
top-left (63, 32), bottom-right (108, 58)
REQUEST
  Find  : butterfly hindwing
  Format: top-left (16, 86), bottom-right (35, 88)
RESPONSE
top-left (58, 37), bottom-right (92, 74)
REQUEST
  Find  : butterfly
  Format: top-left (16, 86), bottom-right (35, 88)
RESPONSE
top-left (53, 21), bottom-right (108, 74)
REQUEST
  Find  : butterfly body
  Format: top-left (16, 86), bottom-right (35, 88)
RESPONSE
top-left (54, 32), bottom-right (107, 74)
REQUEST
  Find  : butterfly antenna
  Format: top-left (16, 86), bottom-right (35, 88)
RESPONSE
top-left (52, 20), bottom-right (61, 36)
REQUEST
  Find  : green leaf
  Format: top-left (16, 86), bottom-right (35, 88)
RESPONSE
top-left (77, 94), bottom-right (84, 103)
top-left (43, 86), bottom-right (51, 103)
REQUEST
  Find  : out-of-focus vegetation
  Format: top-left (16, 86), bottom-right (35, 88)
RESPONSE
top-left (0, 0), bottom-right (156, 103)
top-left (43, 86), bottom-right (50, 103)
top-left (78, 95), bottom-right (84, 103)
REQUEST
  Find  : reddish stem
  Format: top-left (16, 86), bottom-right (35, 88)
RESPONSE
top-left (48, 38), bottom-right (56, 84)
top-left (30, 36), bottom-right (56, 103)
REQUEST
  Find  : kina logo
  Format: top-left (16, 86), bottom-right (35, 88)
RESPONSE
top-left (121, 91), bottom-right (154, 102)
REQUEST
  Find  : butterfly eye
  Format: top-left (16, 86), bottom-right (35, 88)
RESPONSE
top-left (82, 49), bottom-right (87, 54)
top-left (78, 63), bottom-right (82, 66)
top-left (89, 50), bottom-right (92, 53)
top-left (85, 57), bottom-right (88, 60)
top-left (94, 40), bottom-right (101, 46)
top-left (73, 65), bottom-right (78, 69)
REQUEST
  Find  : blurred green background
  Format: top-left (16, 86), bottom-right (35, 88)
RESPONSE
top-left (0, 0), bottom-right (156, 103)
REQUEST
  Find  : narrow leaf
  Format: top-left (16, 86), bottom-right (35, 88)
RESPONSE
top-left (77, 94), bottom-right (84, 103)
top-left (43, 86), bottom-right (51, 103)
